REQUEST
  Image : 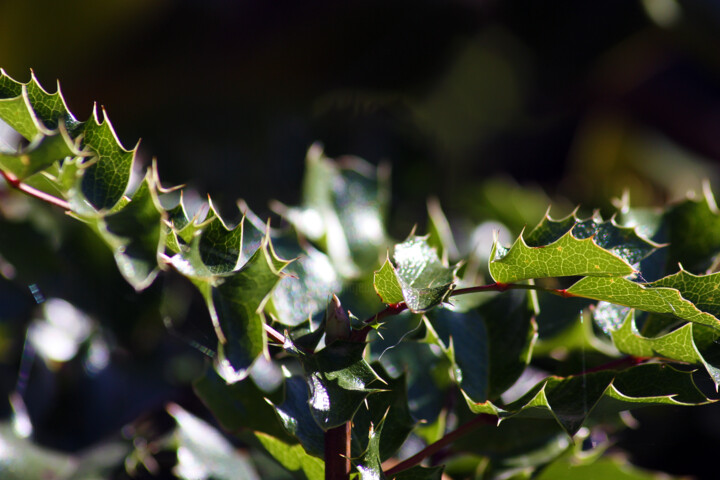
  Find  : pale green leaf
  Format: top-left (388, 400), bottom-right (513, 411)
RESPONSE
top-left (489, 231), bottom-right (635, 283)
top-left (375, 236), bottom-right (457, 313)
top-left (255, 432), bottom-right (324, 480)
top-left (566, 276), bottom-right (720, 330)
top-left (611, 310), bottom-right (720, 388)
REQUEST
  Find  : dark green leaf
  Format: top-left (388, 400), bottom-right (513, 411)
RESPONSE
top-left (193, 365), bottom-right (293, 442)
top-left (212, 238), bottom-right (290, 381)
top-left (99, 172), bottom-right (165, 290)
top-left (270, 374), bottom-right (325, 457)
top-left (301, 340), bottom-right (383, 429)
top-left (524, 211), bottom-right (660, 266)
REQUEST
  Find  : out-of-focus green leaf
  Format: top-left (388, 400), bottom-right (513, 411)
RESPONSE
top-left (374, 236), bottom-right (457, 313)
top-left (535, 451), bottom-right (679, 480)
top-left (663, 186), bottom-right (720, 273)
top-left (426, 197), bottom-right (459, 261)
top-left (489, 231), bottom-right (634, 283)
top-left (167, 403), bottom-right (260, 480)
top-left (389, 465), bottom-right (445, 480)
top-left (271, 237), bottom-right (342, 327)
top-left (300, 340), bottom-right (383, 430)
top-left (255, 432), bottom-right (324, 480)
top-left (566, 276), bottom-right (720, 330)
top-left (281, 144), bottom-right (389, 278)
top-left (193, 366), bottom-right (293, 442)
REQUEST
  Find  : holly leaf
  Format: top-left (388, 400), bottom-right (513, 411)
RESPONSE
top-left (374, 236), bottom-right (458, 313)
top-left (96, 170), bottom-right (166, 290)
top-left (566, 276), bottom-right (720, 330)
top-left (611, 310), bottom-right (720, 389)
top-left (212, 236), bottom-right (290, 381)
top-left (0, 130), bottom-right (81, 180)
top-left (300, 341), bottom-right (383, 430)
top-left (502, 364), bottom-right (711, 436)
top-left (525, 210), bottom-right (661, 266)
top-left (355, 418), bottom-right (387, 480)
top-left (352, 365), bottom-right (416, 461)
top-left (0, 71), bottom-right (134, 211)
top-left (489, 230), bottom-right (635, 284)
top-left (425, 290), bottom-right (536, 404)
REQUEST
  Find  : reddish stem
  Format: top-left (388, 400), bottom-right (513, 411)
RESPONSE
top-left (325, 423), bottom-right (351, 480)
top-left (580, 355), bottom-right (649, 375)
top-left (1, 169), bottom-right (71, 211)
top-left (384, 414), bottom-right (496, 477)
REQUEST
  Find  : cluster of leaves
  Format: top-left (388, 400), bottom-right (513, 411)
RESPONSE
top-left (2, 70), bottom-right (720, 480)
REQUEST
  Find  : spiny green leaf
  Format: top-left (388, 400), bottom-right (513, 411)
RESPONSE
top-left (0, 130), bottom-right (81, 180)
top-left (525, 210), bottom-right (661, 266)
top-left (375, 236), bottom-right (458, 313)
top-left (352, 365), bottom-right (416, 461)
top-left (611, 310), bottom-right (720, 388)
top-left (426, 291), bottom-right (536, 404)
top-left (301, 341), bottom-right (383, 430)
top-left (198, 201), bottom-right (245, 274)
top-left (0, 71), bottom-right (135, 211)
top-left (502, 364), bottom-right (711, 436)
top-left (255, 432), bottom-right (325, 480)
top-left (566, 276), bottom-right (720, 330)
top-left (489, 230), bottom-right (635, 283)
top-left (95, 171), bottom-right (166, 290)
top-left (355, 418), bottom-right (386, 480)
top-left (649, 269), bottom-right (720, 316)
top-left (212, 236), bottom-right (290, 381)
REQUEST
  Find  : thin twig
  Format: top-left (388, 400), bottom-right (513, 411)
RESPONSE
top-left (384, 414), bottom-right (496, 477)
top-left (1, 169), bottom-right (71, 211)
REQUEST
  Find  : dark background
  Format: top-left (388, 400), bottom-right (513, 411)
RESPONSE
top-left (3, 0), bottom-right (720, 478)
